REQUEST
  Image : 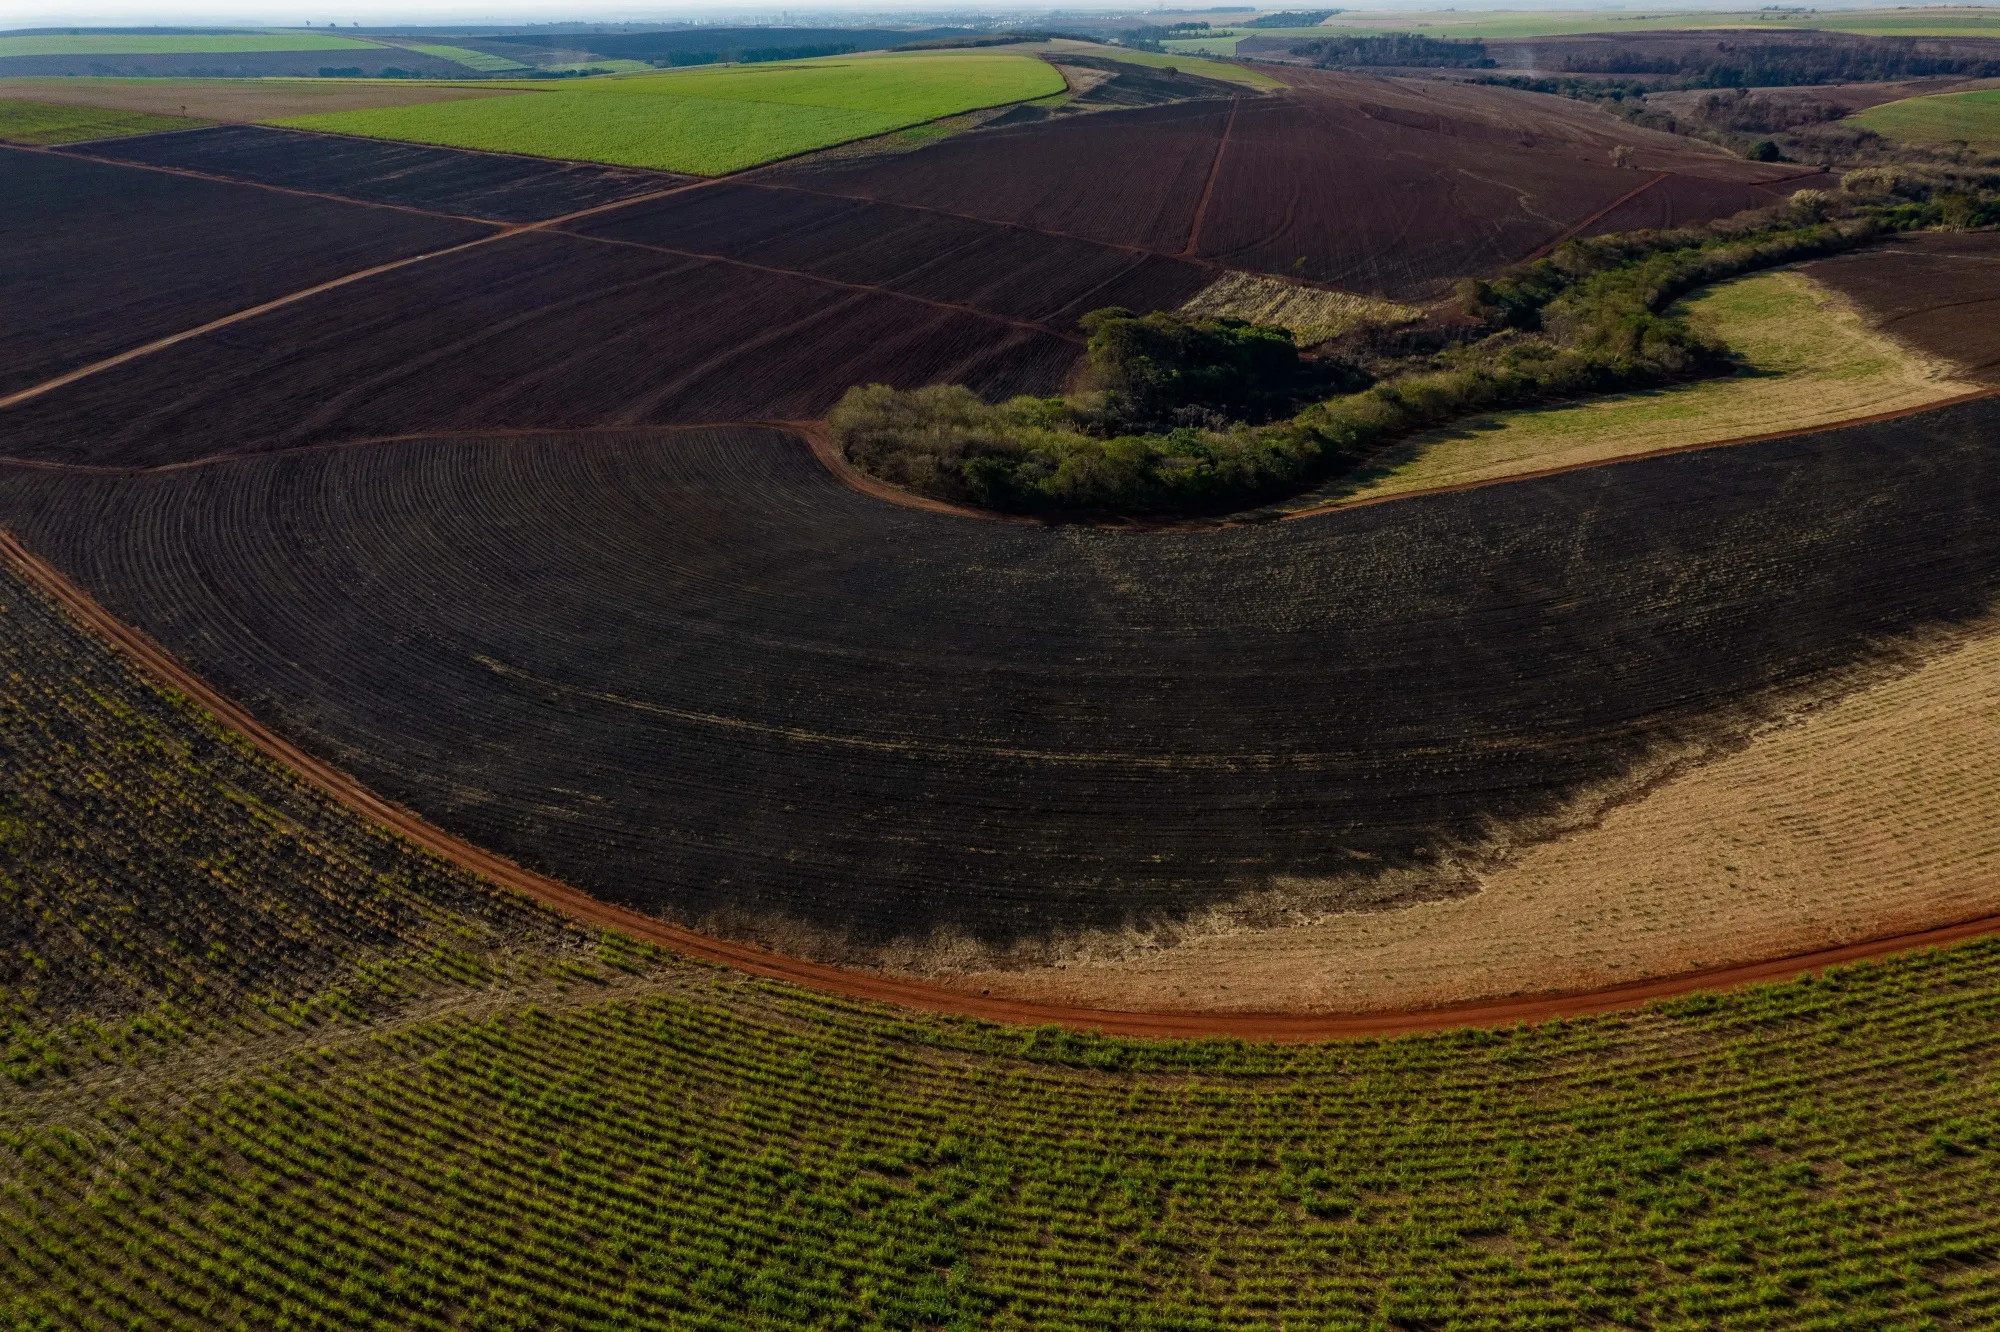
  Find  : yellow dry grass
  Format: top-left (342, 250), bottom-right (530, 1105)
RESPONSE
top-left (1328, 268), bottom-right (1980, 504)
top-left (955, 615), bottom-right (2000, 1013)
top-left (1179, 269), bottom-right (1421, 346)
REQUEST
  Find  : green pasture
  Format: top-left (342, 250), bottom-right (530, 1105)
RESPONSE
top-left (1853, 85), bottom-right (2000, 149)
top-left (394, 42), bottom-right (531, 73)
top-left (0, 31), bottom-right (374, 57)
top-left (0, 96), bottom-right (205, 143)
top-left (274, 49), bottom-right (1068, 174)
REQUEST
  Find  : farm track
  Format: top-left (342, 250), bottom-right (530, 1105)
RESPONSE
top-left (25, 140), bottom-right (503, 225)
top-left (7, 521), bottom-right (2000, 1040)
top-left (0, 163), bottom-right (741, 416)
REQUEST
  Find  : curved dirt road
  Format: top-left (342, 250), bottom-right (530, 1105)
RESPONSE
top-left (6, 523), bottom-right (1998, 1041)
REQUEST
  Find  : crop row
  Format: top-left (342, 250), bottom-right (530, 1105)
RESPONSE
top-left (5, 402), bottom-right (1999, 961)
top-left (7, 525), bottom-right (2000, 1328)
top-left (7, 937), bottom-right (2000, 1328)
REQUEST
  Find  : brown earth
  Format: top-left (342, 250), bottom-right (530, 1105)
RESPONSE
top-left (0, 76), bottom-right (521, 122)
top-left (1802, 231), bottom-right (2000, 384)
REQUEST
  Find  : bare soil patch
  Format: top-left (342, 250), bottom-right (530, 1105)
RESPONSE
top-left (0, 76), bottom-right (516, 121)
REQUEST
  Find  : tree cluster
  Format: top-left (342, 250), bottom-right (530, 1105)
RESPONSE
top-left (833, 205), bottom-right (1892, 518)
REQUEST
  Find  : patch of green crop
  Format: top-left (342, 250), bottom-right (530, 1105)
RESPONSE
top-left (0, 31), bottom-right (375, 57)
top-left (1853, 86), bottom-right (2000, 150)
top-left (274, 50), bottom-right (1067, 174)
top-left (394, 43), bottom-right (531, 73)
top-left (0, 96), bottom-right (207, 143)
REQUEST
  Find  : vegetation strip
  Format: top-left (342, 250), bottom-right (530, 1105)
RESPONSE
top-left (7, 519), bottom-right (2000, 1039)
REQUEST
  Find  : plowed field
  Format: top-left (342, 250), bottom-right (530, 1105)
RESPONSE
top-left (565, 181), bottom-right (1213, 326)
top-left (774, 71), bottom-right (1819, 298)
top-left (0, 231), bottom-right (1078, 468)
top-left (1803, 231), bottom-right (2000, 383)
top-left (5, 399), bottom-right (1998, 967)
top-left (0, 147), bottom-right (490, 398)
top-left (69, 123), bottom-right (680, 222)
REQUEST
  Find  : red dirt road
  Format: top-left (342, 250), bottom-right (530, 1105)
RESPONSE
top-left (8, 515), bottom-right (2000, 1041)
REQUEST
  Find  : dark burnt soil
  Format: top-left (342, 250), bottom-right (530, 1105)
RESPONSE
top-left (773, 75), bottom-right (1811, 299)
top-left (69, 124), bottom-right (682, 223)
top-left (1803, 232), bottom-right (2000, 384)
top-left (1193, 91), bottom-right (1645, 295)
top-left (4, 398), bottom-right (1997, 957)
top-left (0, 49), bottom-right (470, 79)
top-left (769, 99), bottom-right (1231, 256)
top-left (564, 180), bottom-right (1213, 327)
top-left (0, 230), bottom-right (1077, 467)
top-left (0, 147), bottom-right (491, 399)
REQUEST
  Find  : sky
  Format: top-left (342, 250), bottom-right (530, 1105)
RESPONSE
top-left (8, 0), bottom-right (1992, 30)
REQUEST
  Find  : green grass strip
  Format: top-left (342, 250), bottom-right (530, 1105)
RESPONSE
top-left (1852, 86), bottom-right (2000, 149)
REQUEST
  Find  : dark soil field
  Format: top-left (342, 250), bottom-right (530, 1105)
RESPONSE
top-left (1803, 231), bottom-right (2000, 383)
top-left (776, 73), bottom-right (1815, 298)
top-left (566, 180), bottom-right (1214, 327)
top-left (69, 123), bottom-right (681, 222)
top-left (0, 230), bottom-right (1078, 467)
top-left (0, 147), bottom-right (490, 398)
top-left (4, 397), bottom-right (1996, 961)
top-left (1577, 168), bottom-right (1825, 236)
top-left (772, 99), bottom-right (1233, 257)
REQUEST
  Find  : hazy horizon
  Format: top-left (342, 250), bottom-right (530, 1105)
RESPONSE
top-left (13, 0), bottom-right (1985, 34)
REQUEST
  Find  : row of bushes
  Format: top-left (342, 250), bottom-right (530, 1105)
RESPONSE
top-left (831, 211), bottom-right (1883, 516)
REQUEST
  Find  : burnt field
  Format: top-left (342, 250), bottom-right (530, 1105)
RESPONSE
top-left (0, 148), bottom-right (490, 398)
top-left (0, 230), bottom-right (1079, 467)
top-left (1804, 231), bottom-right (2000, 383)
top-left (565, 181), bottom-right (1213, 327)
top-left (69, 123), bottom-right (681, 223)
top-left (3, 398), bottom-right (1997, 959)
top-left (776, 71), bottom-right (1813, 298)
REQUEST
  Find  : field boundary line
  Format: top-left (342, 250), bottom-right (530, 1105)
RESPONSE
top-left (1183, 93), bottom-right (1239, 259)
top-left (25, 140), bottom-right (507, 225)
top-left (0, 171), bottom-right (731, 416)
top-left (10, 521), bottom-right (2000, 1040)
top-left (568, 231), bottom-right (1088, 343)
top-left (740, 179), bottom-right (1226, 272)
top-left (1526, 170), bottom-right (1670, 260)
top-left (1281, 385), bottom-right (2000, 520)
